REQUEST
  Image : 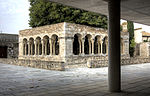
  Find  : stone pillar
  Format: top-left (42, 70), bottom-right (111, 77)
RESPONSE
top-left (79, 39), bottom-right (82, 54)
top-left (49, 38), bottom-right (52, 55)
top-left (106, 42), bottom-right (108, 55)
top-left (101, 41), bottom-right (103, 54)
top-left (98, 43), bottom-right (100, 54)
top-left (82, 38), bottom-right (85, 55)
top-left (42, 40), bottom-right (44, 55)
top-left (88, 40), bottom-right (91, 54)
top-left (28, 42), bottom-right (30, 55)
top-left (53, 41), bottom-right (56, 55)
top-left (38, 44), bottom-right (40, 55)
top-left (92, 39), bottom-right (94, 55)
top-left (108, 0), bottom-right (121, 92)
top-left (34, 41), bottom-right (37, 55)
top-left (45, 41), bottom-right (47, 55)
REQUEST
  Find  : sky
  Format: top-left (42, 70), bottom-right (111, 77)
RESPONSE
top-left (0, 0), bottom-right (30, 34)
top-left (0, 0), bottom-right (150, 35)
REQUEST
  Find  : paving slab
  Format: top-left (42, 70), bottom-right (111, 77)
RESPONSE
top-left (1, 63), bottom-right (150, 96)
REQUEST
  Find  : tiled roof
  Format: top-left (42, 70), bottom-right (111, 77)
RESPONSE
top-left (142, 31), bottom-right (150, 36)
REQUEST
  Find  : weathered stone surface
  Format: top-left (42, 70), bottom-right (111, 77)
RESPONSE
top-left (18, 22), bottom-right (129, 70)
top-left (0, 33), bottom-right (18, 58)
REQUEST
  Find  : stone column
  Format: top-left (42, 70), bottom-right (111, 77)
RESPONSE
top-left (79, 39), bottom-right (82, 54)
top-left (101, 41), bottom-right (103, 54)
top-left (28, 42), bottom-right (30, 55)
top-left (92, 39), bottom-right (94, 55)
top-left (53, 41), bottom-right (55, 55)
top-left (106, 42), bottom-right (108, 55)
top-left (49, 38), bottom-right (52, 55)
top-left (45, 41), bottom-right (47, 55)
top-left (34, 41), bottom-right (37, 55)
top-left (42, 40), bottom-right (44, 55)
top-left (98, 42), bottom-right (100, 54)
top-left (108, 0), bottom-right (121, 92)
top-left (89, 40), bottom-right (91, 54)
top-left (82, 38), bottom-right (85, 55)
top-left (38, 44), bottom-right (40, 55)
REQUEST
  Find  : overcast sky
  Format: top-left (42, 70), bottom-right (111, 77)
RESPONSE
top-left (0, 0), bottom-right (30, 34)
top-left (0, 0), bottom-right (150, 35)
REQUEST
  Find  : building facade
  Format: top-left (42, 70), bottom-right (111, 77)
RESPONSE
top-left (19, 22), bottom-right (129, 68)
top-left (0, 33), bottom-right (18, 58)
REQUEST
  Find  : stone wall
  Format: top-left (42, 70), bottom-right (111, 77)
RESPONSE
top-left (0, 33), bottom-right (18, 58)
top-left (0, 58), bottom-right (65, 71)
top-left (0, 57), bottom-right (150, 70)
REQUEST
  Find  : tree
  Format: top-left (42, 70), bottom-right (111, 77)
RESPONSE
top-left (127, 21), bottom-right (135, 57)
top-left (29, 0), bottom-right (107, 29)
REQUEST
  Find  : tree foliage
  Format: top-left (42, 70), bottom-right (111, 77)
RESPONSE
top-left (127, 21), bottom-right (135, 57)
top-left (29, 0), bottom-right (107, 28)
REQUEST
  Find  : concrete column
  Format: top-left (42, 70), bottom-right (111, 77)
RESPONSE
top-left (92, 39), bottom-right (94, 55)
top-left (82, 39), bottom-right (85, 55)
top-left (42, 40), bottom-right (44, 55)
top-left (108, 0), bottom-right (121, 92)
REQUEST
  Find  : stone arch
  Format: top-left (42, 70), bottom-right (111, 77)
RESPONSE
top-left (94, 35), bottom-right (101, 54)
top-left (36, 37), bottom-right (42, 55)
top-left (84, 34), bottom-right (92, 54)
top-left (29, 38), bottom-right (35, 55)
top-left (51, 34), bottom-right (59, 55)
top-left (43, 35), bottom-right (50, 55)
top-left (73, 33), bottom-right (82, 55)
top-left (102, 36), bottom-right (108, 54)
top-left (23, 38), bottom-right (28, 55)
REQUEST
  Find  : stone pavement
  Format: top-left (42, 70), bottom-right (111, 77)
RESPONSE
top-left (0, 63), bottom-right (150, 96)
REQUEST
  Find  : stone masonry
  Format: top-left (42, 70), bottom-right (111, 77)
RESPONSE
top-left (19, 22), bottom-right (129, 70)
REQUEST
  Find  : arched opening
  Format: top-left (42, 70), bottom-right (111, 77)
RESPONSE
top-left (84, 34), bottom-right (92, 54)
top-left (36, 37), bottom-right (42, 55)
top-left (73, 34), bottom-right (82, 55)
top-left (23, 38), bottom-right (27, 55)
top-left (102, 37), bottom-right (108, 54)
top-left (51, 34), bottom-right (59, 55)
top-left (43, 35), bottom-right (50, 55)
top-left (94, 36), bottom-right (101, 54)
top-left (29, 38), bottom-right (34, 55)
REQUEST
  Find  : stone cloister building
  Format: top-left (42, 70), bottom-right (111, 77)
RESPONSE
top-left (19, 22), bottom-right (129, 69)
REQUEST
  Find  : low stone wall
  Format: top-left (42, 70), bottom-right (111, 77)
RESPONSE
top-left (90, 57), bottom-right (150, 68)
top-left (0, 57), bottom-right (150, 70)
top-left (0, 59), bottom-right (65, 71)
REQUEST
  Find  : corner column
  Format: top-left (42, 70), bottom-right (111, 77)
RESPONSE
top-left (108, 0), bottom-right (121, 92)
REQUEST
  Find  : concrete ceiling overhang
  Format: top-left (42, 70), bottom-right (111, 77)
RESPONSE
top-left (48, 0), bottom-right (150, 26)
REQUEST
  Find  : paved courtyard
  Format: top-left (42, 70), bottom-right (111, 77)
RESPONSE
top-left (0, 63), bottom-right (150, 96)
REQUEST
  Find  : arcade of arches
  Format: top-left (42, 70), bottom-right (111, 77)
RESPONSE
top-left (19, 22), bottom-right (129, 68)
